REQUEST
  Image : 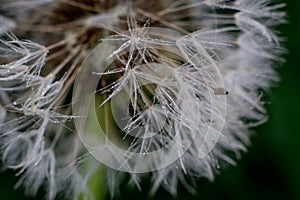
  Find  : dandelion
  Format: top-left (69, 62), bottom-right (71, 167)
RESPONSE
top-left (0, 0), bottom-right (285, 199)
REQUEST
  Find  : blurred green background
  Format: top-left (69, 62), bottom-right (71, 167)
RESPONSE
top-left (1, 0), bottom-right (299, 199)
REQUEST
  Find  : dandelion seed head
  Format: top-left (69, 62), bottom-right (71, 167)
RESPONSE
top-left (0, 0), bottom-right (285, 199)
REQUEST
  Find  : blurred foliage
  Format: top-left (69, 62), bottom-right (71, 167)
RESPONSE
top-left (1, 0), bottom-right (299, 199)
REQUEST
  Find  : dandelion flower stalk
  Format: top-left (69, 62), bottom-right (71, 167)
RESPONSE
top-left (0, 0), bottom-right (285, 199)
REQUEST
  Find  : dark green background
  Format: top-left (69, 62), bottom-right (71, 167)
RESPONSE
top-left (1, 0), bottom-right (299, 199)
